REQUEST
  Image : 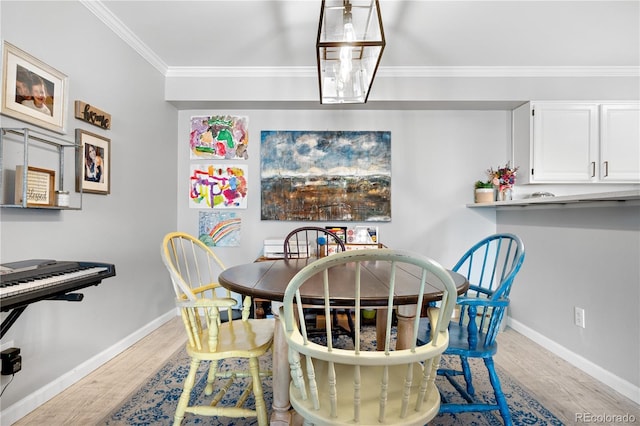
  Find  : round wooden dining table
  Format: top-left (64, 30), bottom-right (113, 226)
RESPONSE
top-left (219, 257), bottom-right (468, 425)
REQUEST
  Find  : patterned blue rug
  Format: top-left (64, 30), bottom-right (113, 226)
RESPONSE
top-left (102, 327), bottom-right (563, 425)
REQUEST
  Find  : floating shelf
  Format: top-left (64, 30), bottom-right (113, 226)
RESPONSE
top-left (0, 127), bottom-right (82, 210)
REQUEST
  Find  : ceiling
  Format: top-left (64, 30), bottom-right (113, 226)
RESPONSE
top-left (85, 0), bottom-right (638, 76)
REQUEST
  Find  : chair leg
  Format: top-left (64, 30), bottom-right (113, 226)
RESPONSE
top-left (249, 357), bottom-right (268, 426)
top-left (204, 359), bottom-right (219, 396)
top-left (346, 309), bottom-right (356, 343)
top-left (484, 357), bottom-right (512, 425)
top-left (174, 358), bottom-right (200, 426)
top-left (460, 356), bottom-right (475, 396)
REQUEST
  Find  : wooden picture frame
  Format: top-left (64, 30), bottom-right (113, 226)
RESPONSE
top-left (1, 41), bottom-right (68, 134)
top-left (76, 129), bottom-right (110, 195)
top-left (14, 165), bottom-right (55, 207)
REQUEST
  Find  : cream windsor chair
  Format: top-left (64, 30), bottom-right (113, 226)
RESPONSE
top-left (280, 248), bottom-right (459, 425)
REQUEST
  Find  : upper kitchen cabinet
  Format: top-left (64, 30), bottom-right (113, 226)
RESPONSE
top-left (513, 102), bottom-right (640, 184)
top-left (600, 103), bottom-right (640, 182)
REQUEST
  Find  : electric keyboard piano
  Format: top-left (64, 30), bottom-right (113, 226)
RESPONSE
top-left (0, 259), bottom-right (116, 338)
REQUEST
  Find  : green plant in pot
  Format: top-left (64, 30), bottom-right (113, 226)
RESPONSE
top-left (474, 180), bottom-right (494, 203)
top-left (475, 180), bottom-right (494, 189)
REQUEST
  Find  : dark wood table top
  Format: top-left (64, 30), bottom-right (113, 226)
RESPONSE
top-left (219, 258), bottom-right (468, 307)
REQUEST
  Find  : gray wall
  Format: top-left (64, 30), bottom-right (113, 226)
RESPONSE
top-left (0, 0), bottom-right (178, 419)
top-left (176, 109), bottom-right (505, 269)
top-left (498, 205), bottom-right (640, 390)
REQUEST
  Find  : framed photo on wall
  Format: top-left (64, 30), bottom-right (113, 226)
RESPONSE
top-left (1, 41), bottom-right (68, 134)
top-left (76, 129), bottom-right (111, 195)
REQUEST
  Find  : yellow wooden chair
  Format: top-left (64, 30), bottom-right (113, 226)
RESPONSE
top-left (280, 249), bottom-right (458, 425)
top-left (161, 232), bottom-right (274, 426)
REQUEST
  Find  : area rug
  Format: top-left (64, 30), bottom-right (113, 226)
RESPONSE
top-left (102, 327), bottom-right (563, 425)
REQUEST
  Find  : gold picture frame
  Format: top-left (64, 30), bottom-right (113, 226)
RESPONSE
top-left (14, 165), bottom-right (55, 207)
top-left (1, 41), bottom-right (68, 134)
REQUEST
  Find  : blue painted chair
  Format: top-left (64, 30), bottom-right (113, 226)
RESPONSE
top-left (418, 233), bottom-right (525, 425)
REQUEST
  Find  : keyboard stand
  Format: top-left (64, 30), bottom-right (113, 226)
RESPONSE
top-left (1, 306), bottom-right (26, 340)
top-left (1, 293), bottom-right (85, 339)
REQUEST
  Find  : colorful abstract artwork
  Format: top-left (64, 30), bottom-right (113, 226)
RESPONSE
top-left (260, 131), bottom-right (391, 222)
top-left (198, 211), bottom-right (241, 247)
top-left (189, 164), bottom-right (248, 209)
top-left (190, 115), bottom-right (249, 160)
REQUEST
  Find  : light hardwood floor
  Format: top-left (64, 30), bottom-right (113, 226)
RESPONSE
top-left (13, 317), bottom-right (640, 425)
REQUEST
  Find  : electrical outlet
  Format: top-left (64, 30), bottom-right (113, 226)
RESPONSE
top-left (574, 306), bottom-right (586, 328)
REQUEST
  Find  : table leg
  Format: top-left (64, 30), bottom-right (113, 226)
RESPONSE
top-left (396, 304), bottom-right (417, 350)
top-left (270, 302), bottom-right (292, 425)
top-left (375, 308), bottom-right (387, 351)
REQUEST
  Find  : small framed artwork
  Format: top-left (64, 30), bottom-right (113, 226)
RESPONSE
top-left (76, 129), bottom-right (111, 195)
top-left (325, 226), bottom-right (347, 243)
top-left (14, 165), bottom-right (55, 206)
top-left (1, 41), bottom-right (68, 134)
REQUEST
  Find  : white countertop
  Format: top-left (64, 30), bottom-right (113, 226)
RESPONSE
top-left (467, 190), bottom-right (640, 208)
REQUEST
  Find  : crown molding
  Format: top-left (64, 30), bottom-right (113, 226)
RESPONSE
top-left (80, 0), bottom-right (168, 75)
top-left (165, 65), bottom-right (640, 78)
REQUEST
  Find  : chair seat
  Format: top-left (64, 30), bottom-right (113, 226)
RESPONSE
top-left (290, 359), bottom-right (441, 426)
top-left (446, 322), bottom-right (497, 358)
top-left (186, 318), bottom-right (275, 359)
top-left (417, 319), bottom-right (498, 358)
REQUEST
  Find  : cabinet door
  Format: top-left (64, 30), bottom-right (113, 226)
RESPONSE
top-left (600, 103), bottom-right (640, 182)
top-left (531, 103), bottom-right (598, 182)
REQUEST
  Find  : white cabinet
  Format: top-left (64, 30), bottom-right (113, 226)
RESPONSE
top-left (600, 103), bottom-right (640, 182)
top-left (513, 101), bottom-right (640, 184)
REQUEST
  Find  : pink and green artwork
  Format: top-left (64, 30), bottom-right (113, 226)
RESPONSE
top-left (190, 115), bottom-right (249, 160)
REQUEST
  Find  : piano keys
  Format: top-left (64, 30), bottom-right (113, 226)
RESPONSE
top-left (0, 259), bottom-right (116, 338)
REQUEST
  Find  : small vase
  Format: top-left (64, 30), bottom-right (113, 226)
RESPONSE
top-left (497, 187), bottom-right (512, 201)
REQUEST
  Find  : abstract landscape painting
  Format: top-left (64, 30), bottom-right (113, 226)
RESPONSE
top-left (260, 131), bottom-right (391, 222)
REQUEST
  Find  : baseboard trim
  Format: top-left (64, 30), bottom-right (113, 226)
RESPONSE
top-left (507, 317), bottom-right (640, 405)
top-left (0, 309), bottom-right (178, 426)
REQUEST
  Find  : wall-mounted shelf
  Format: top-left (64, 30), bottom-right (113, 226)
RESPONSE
top-left (0, 127), bottom-right (82, 210)
top-left (467, 190), bottom-right (640, 210)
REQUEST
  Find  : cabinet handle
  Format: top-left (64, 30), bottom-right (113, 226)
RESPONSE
top-left (604, 161), bottom-right (609, 177)
top-left (591, 162), bottom-right (596, 177)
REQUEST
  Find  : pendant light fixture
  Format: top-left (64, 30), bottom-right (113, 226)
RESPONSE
top-left (316, 0), bottom-right (385, 104)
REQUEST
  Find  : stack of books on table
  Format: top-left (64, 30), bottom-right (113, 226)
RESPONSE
top-left (263, 239), bottom-right (285, 258)
top-left (263, 239), bottom-right (311, 259)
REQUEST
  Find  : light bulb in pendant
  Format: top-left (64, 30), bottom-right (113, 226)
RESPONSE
top-left (339, 7), bottom-right (356, 83)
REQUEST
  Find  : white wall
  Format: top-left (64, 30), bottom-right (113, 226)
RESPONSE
top-left (0, 2), bottom-right (178, 422)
